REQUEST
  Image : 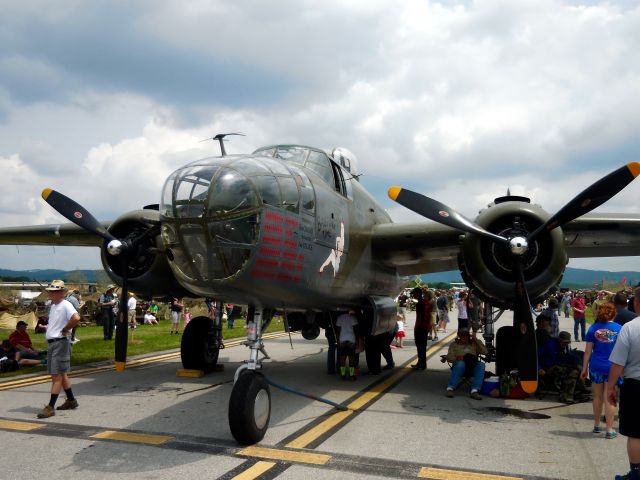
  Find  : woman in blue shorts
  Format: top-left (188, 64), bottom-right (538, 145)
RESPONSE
top-left (581, 302), bottom-right (623, 438)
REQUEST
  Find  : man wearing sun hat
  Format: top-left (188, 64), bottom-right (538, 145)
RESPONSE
top-left (37, 280), bottom-right (81, 419)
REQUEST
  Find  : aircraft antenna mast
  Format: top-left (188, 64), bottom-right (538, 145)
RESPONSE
top-left (200, 133), bottom-right (245, 156)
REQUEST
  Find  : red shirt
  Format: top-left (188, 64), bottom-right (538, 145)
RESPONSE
top-left (9, 330), bottom-right (33, 350)
top-left (571, 297), bottom-right (586, 320)
top-left (415, 299), bottom-right (433, 330)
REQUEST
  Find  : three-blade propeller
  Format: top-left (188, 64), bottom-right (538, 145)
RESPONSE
top-left (389, 161), bottom-right (640, 393)
top-left (42, 188), bottom-right (132, 370)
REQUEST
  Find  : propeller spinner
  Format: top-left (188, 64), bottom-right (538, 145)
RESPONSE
top-left (389, 161), bottom-right (640, 393)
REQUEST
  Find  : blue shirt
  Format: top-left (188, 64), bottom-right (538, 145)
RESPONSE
top-left (585, 321), bottom-right (622, 374)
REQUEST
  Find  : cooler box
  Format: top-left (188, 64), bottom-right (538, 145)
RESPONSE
top-left (481, 377), bottom-right (500, 396)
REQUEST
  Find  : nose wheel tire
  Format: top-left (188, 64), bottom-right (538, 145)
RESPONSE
top-left (180, 316), bottom-right (220, 373)
top-left (229, 371), bottom-right (271, 444)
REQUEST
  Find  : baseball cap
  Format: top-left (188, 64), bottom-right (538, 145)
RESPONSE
top-left (45, 279), bottom-right (66, 291)
top-left (558, 331), bottom-right (572, 342)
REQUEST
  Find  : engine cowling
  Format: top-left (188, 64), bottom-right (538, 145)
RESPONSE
top-left (458, 197), bottom-right (567, 309)
top-left (100, 209), bottom-right (190, 299)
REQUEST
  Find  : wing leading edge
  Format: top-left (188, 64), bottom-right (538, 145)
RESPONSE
top-left (372, 213), bottom-right (640, 277)
top-left (0, 223), bottom-right (107, 247)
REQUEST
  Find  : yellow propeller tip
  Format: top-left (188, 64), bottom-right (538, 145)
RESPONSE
top-left (114, 361), bottom-right (126, 372)
top-left (41, 188), bottom-right (53, 200)
top-left (388, 186), bottom-right (401, 201)
top-left (627, 162), bottom-right (640, 178)
top-left (520, 380), bottom-right (538, 394)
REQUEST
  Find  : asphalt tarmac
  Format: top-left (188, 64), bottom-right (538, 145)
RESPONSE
top-left (0, 311), bottom-right (630, 480)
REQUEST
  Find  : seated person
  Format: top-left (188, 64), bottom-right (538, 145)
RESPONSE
top-left (445, 328), bottom-right (488, 400)
top-left (143, 310), bottom-right (159, 325)
top-left (9, 320), bottom-right (44, 359)
top-left (1, 339), bottom-right (44, 367)
top-left (538, 330), bottom-right (587, 404)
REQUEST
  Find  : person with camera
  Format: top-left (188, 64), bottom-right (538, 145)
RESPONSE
top-left (445, 328), bottom-right (487, 400)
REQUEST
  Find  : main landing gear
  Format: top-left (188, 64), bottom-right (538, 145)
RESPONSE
top-left (180, 303), bottom-right (224, 373)
top-left (229, 306), bottom-right (273, 444)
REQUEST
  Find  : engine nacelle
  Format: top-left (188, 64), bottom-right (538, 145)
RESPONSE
top-left (100, 209), bottom-right (190, 299)
top-left (458, 197), bottom-right (567, 309)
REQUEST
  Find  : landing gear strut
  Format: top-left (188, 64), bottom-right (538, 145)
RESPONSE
top-left (228, 306), bottom-right (273, 444)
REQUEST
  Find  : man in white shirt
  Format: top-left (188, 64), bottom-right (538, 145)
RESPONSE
top-left (336, 310), bottom-right (359, 380)
top-left (38, 280), bottom-right (80, 419)
top-left (608, 287), bottom-right (640, 480)
top-left (127, 293), bottom-right (137, 329)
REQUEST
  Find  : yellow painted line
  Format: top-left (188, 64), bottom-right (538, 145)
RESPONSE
top-left (231, 461), bottom-right (277, 480)
top-left (287, 332), bottom-right (457, 449)
top-left (0, 332), bottom-right (290, 390)
top-left (0, 419), bottom-right (46, 431)
top-left (419, 467), bottom-right (522, 480)
top-left (90, 430), bottom-right (172, 445)
top-left (238, 446), bottom-right (331, 465)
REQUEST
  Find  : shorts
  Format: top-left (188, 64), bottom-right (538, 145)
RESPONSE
top-left (438, 309), bottom-right (449, 323)
top-left (339, 341), bottom-right (356, 355)
top-left (171, 311), bottom-right (180, 325)
top-left (620, 378), bottom-right (640, 438)
top-left (395, 331), bottom-right (406, 339)
top-left (589, 368), bottom-right (622, 385)
top-left (47, 339), bottom-right (71, 375)
top-left (398, 306), bottom-right (406, 315)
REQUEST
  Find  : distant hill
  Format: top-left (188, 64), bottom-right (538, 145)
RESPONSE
top-left (2, 266), bottom-right (639, 290)
top-left (0, 268), bottom-right (102, 283)
top-left (419, 267), bottom-right (640, 289)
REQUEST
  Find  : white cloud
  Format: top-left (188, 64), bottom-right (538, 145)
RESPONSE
top-left (1, 0), bottom-right (640, 274)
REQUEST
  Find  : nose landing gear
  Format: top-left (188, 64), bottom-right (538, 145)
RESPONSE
top-left (228, 306), bottom-right (273, 444)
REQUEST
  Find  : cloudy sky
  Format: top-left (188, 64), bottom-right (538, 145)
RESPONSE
top-left (1, 0), bottom-right (640, 273)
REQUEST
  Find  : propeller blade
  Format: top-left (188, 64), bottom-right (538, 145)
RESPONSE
top-left (41, 188), bottom-right (117, 243)
top-left (114, 256), bottom-right (129, 371)
top-left (512, 260), bottom-right (538, 394)
top-left (528, 162), bottom-right (640, 241)
top-left (388, 187), bottom-right (508, 244)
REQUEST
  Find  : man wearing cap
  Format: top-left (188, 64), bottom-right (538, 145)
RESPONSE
top-left (538, 330), bottom-right (584, 404)
top-left (445, 327), bottom-right (488, 400)
top-left (99, 285), bottom-right (118, 340)
top-left (38, 280), bottom-right (80, 418)
top-left (9, 320), bottom-right (43, 359)
top-left (607, 287), bottom-right (640, 480)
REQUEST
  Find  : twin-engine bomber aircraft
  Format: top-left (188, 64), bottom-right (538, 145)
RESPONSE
top-left (1, 135), bottom-right (640, 444)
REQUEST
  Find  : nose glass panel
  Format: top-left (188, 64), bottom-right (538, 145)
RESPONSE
top-left (161, 162), bottom-right (260, 281)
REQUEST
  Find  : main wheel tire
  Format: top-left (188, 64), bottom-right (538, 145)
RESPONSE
top-left (181, 316), bottom-right (219, 373)
top-left (301, 324), bottom-right (320, 340)
top-left (496, 325), bottom-right (516, 376)
top-left (229, 371), bottom-right (271, 444)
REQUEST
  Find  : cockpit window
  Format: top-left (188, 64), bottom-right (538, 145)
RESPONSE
top-left (289, 166), bottom-right (315, 213)
top-left (305, 151), bottom-right (334, 186)
top-left (277, 176), bottom-right (299, 213)
top-left (274, 146), bottom-right (309, 165)
top-left (260, 157), bottom-right (291, 175)
top-left (252, 175), bottom-right (281, 207)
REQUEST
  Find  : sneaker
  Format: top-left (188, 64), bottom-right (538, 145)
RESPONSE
top-left (592, 426), bottom-right (602, 434)
top-left (446, 389), bottom-right (454, 398)
top-left (433, 336), bottom-right (439, 341)
top-left (56, 399), bottom-right (78, 410)
top-left (605, 430), bottom-right (618, 439)
top-left (37, 405), bottom-right (55, 418)
top-left (470, 391), bottom-right (482, 401)
top-left (411, 364), bottom-right (426, 370)
top-left (70, 338), bottom-right (80, 345)
top-left (558, 396), bottom-right (575, 405)
top-left (615, 473), bottom-right (640, 480)
top-left (382, 363), bottom-right (395, 370)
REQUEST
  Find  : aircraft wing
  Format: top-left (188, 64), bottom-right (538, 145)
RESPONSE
top-left (562, 213), bottom-right (640, 258)
top-left (372, 221), bottom-right (463, 275)
top-left (0, 223), bottom-right (107, 247)
top-left (372, 213), bottom-right (640, 276)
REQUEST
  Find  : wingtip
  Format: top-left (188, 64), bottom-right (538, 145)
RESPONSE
top-left (41, 188), bottom-right (53, 200)
top-left (627, 162), bottom-right (640, 178)
top-left (388, 186), bottom-right (401, 201)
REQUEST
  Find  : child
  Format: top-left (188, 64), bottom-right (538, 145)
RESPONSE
top-left (183, 307), bottom-right (192, 328)
top-left (395, 314), bottom-right (405, 348)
